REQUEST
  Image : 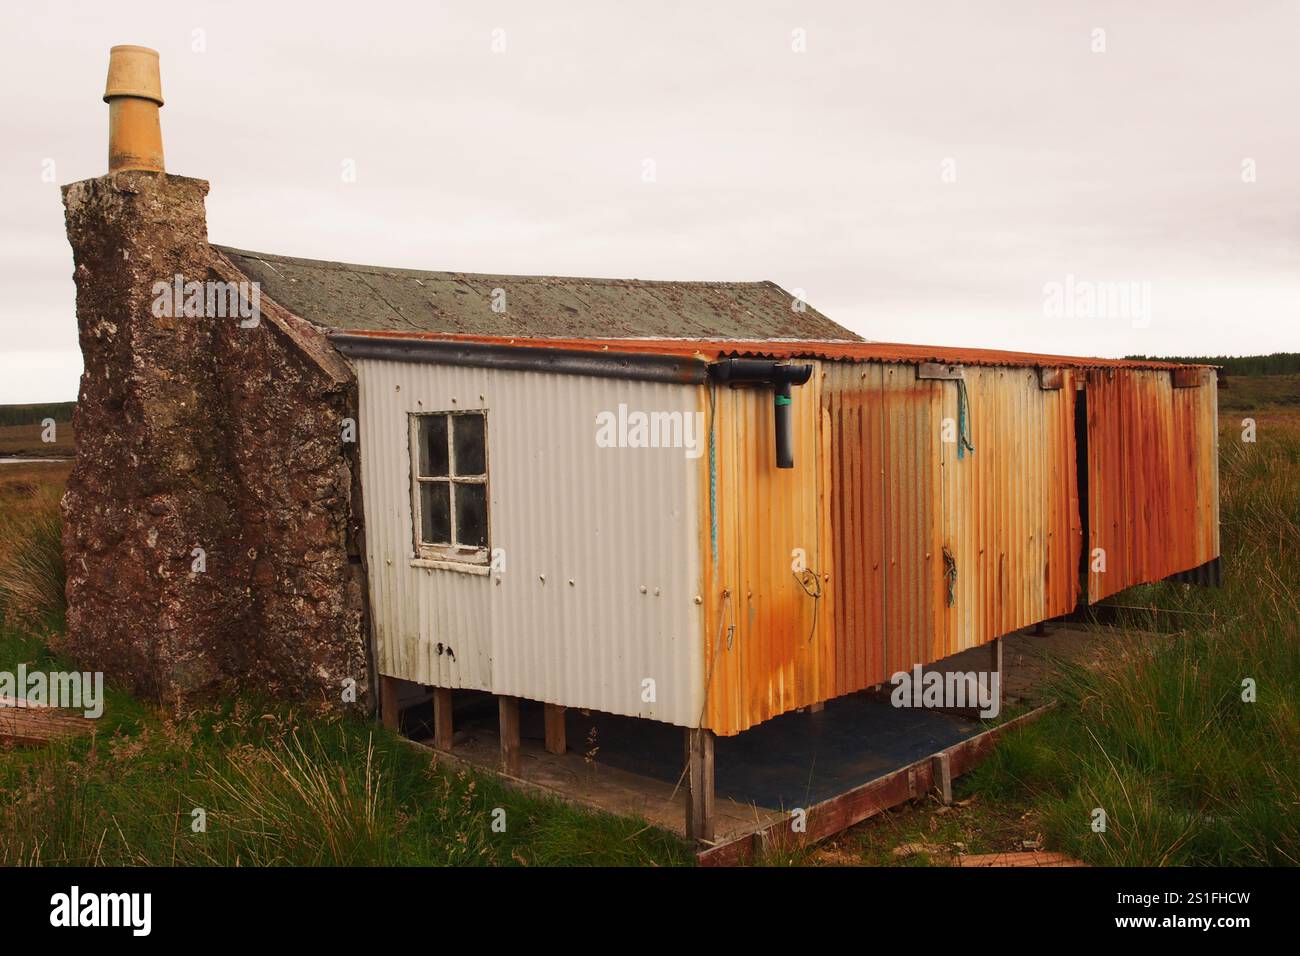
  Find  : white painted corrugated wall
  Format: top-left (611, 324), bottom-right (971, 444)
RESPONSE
top-left (355, 358), bottom-right (706, 727)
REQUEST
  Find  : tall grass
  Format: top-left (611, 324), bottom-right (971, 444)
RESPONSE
top-left (968, 412), bottom-right (1300, 865)
top-left (0, 467), bottom-right (688, 867)
top-left (0, 484), bottom-right (65, 628)
top-left (0, 671), bottom-right (692, 867)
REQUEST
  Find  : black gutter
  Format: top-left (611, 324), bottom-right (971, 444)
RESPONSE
top-left (332, 334), bottom-right (815, 469)
top-left (329, 333), bottom-right (710, 385)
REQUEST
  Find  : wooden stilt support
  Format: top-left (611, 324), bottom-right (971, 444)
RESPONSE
top-left (379, 676), bottom-right (400, 732)
top-left (931, 752), bottom-right (953, 805)
top-left (543, 703), bottom-right (567, 755)
top-left (432, 687), bottom-right (454, 751)
top-left (990, 637), bottom-right (1004, 716)
top-left (685, 727), bottom-right (716, 843)
top-left (498, 695), bottom-right (521, 775)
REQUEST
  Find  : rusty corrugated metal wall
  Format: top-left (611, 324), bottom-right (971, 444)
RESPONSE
top-left (939, 366), bottom-right (1082, 653)
top-left (700, 365), bottom-right (834, 734)
top-left (1085, 368), bottom-right (1219, 601)
top-left (353, 341), bottom-right (1217, 738)
top-left (821, 363), bottom-right (945, 702)
top-left (703, 361), bottom-right (1088, 735)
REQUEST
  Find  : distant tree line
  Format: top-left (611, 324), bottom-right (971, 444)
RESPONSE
top-left (0, 401), bottom-right (76, 427)
top-left (1125, 352), bottom-right (1300, 376)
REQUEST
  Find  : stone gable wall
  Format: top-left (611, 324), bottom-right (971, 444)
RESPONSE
top-left (60, 171), bottom-right (369, 707)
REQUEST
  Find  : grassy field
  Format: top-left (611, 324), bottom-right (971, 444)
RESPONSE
top-left (0, 424), bottom-right (75, 459)
top-left (0, 377), bottom-right (1296, 867)
top-left (0, 625), bottom-right (691, 866)
top-left (0, 403), bottom-right (75, 458)
top-left (1218, 372), bottom-right (1300, 414)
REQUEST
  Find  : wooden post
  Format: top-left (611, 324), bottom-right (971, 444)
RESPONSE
top-left (685, 727), bottom-right (716, 843)
top-left (931, 752), bottom-right (953, 805)
top-left (379, 675), bottom-right (400, 732)
top-left (990, 637), bottom-right (1004, 716)
top-left (543, 703), bottom-right (567, 755)
top-left (498, 695), bottom-right (521, 775)
top-left (432, 687), bottom-right (454, 751)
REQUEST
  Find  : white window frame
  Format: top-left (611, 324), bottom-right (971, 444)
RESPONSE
top-left (409, 410), bottom-right (490, 571)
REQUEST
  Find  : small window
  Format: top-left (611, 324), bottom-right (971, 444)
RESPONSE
top-left (411, 411), bottom-right (489, 564)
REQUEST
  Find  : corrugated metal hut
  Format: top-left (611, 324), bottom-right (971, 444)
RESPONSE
top-left (67, 46), bottom-right (1221, 847)
top-left (318, 328), bottom-right (1218, 742)
top-left (223, 253), bottom-right (1220, 846)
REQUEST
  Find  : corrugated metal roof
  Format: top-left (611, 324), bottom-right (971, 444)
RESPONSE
top-left (216, 246), bottom-right (859, 340)
top-left (327, 329), bottom-right (1215, 372)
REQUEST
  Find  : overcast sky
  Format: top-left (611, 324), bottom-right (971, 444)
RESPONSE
top-left (2, 0), bottom-right (1297, 403)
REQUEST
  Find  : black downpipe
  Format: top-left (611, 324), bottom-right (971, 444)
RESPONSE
top-left (709, 358), bottom-right (813, 468)
top-left (773, 380), bottom-right (795, 468)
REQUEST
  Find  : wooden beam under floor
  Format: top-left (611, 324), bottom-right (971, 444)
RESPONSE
top-left (379, 675), bottom-right (400, 732)
top-left (432, 687), bottom-right (454, 751)
top-left (990, 636), bottom-right (1004, 716)
top-left (543, 703), bottom-right (567, 755)
top-left (498, 695), bottom-right (521, 775)
top-left (685, 727), bottom-right (716, 843)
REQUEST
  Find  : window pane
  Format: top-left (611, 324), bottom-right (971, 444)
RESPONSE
top-left (419, 416), bottom-right (448, 477)
top-left (419, 482), bottom-right (451, 544)
top-left (453, 414), bottom-right (486, 475)
top-left (455, 482), bottom-right (488, 549)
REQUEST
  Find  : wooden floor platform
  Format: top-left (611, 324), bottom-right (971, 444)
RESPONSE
top-left (397, 688), bottom-right (1050, 864)
top-left (385, 626), bottom-right (1107, 862)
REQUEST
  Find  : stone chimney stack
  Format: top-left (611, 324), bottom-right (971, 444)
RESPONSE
top-left (59, 47), bottom-right (368, 707)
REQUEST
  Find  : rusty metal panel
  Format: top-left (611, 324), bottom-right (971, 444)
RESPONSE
top-left (880, 365), bottom-right (944, 678)
top-left (700, 366), bottom-right (831, 735)
top-left (1086, 368), bottom-right (1219, 601)
top-left (703, 361), bottom-right (952, 735)
top-left (1173, 366), bottom-right (1209, 388)
top-left (704, 359), bottom-right (1088, 735)
top-left (1039, 367), bottom-right (1066, 390)
top-left (355, 357), bottom-right (707, 727)
top-left (823, 362), bottom-right (945, 691)
top-left (823, 362), bottom-right (887, 697)
top-left (939, 367), bottom-right (1081, 655)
